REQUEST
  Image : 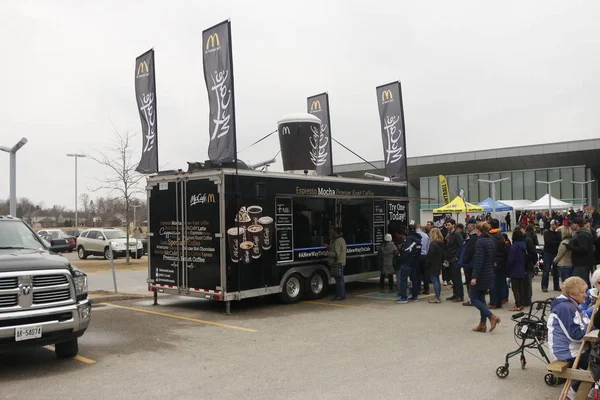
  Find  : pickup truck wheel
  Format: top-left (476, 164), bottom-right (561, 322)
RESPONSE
top-left (280, 273), bottom-right (304, 304)
top-left (77, 246), bottom-right (88, 260)
top-left (136, 250), bottom-right (143, 259)
top-left (55, 338), bottom-right (79, 358)
top-left (305, 270), bottom-right (328, 300)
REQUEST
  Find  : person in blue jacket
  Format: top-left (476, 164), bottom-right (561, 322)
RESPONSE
top-left (470, 222), bottom-right (501, 333)
top-left (547, 276), bottom-right (590, 395)
top-left (581, 269), bottom-right (600, 319)
top-left (395, 225), bottom-right (422, 304)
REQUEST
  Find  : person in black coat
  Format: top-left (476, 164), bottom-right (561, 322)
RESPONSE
top-left (426, 228), bottom-right (445, 303)
top-left (568, 217), bottom-right (595, 287)
top-left (445, 219), bottom-right (465, 302)
top-left (520, 224), bottom-right (537, 307)
top-left (461, 219), bottom-right (479, 306)
top-left (542, 220), bottom-right (562, 292)
top-left (489, 219), bottom-right (508, 310)
top-left (470, 222), bottom-right (501, 333)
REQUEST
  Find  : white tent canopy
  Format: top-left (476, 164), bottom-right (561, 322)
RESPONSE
top-left (526, 194), bottom-right (572, 211)
top-left (498, 200), bottom-right (533, 211)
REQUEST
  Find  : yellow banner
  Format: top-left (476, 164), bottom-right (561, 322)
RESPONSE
top-left (439, 175), bottom-right (450, 205)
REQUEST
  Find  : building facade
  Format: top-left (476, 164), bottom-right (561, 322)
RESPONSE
top-left (334, 138), bottom-right (600, 225)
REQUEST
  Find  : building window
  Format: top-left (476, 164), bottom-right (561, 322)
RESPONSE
top-left (479, 173), bottom-right (490, 200)
top-left (524, 170), bottom-right (535, 200)
top-left (420, 177), bottom-right (429, 205)
top-left (535, 170), bottom-right (548, 199)
top-left (500, 172), bottom-right (511, 200)
top-left (512, 171), bottom-right (524, 199)
top-left (468, 175), bottom-right (479, 202)
top-left (561, 168), bottom-right (574, 200)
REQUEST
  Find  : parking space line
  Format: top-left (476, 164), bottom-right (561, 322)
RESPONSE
top-left (304, 301), bottom-right (369, 310)
top-left (43, 346), bottom-right (97, 364)
top-left (356, 294), bottom-right (399, 301)
top-left (100, 302), bottom-right (257, 333)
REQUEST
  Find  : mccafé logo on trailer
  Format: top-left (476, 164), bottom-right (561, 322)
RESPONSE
top-left (136, 61), bottom-right (149, 78)
top-left (310, 100), bottom-right (322, 112)
top-left (205, 33), bottom-right (221, 52)
top-left (381, 89), bottom-right (394, 104)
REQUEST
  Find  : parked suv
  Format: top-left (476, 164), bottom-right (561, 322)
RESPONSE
top-left (0, 215), bottom-right (91, 357)
top-left (76, 228), bottom-right (143, 260)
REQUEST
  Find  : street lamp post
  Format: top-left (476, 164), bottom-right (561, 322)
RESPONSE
top-left (66, 153), bottom-right (86, 228)
top-left (478, 178), bottom-right (510, 213)
top-left (0, 138), bottom-right (28, 217)
top-left (571, 180), bottom-right (595, 211)
top-left (536, 179), bottom-right (563, 215)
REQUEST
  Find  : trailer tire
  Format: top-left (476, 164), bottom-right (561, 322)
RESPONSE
top-left (305, 270), bottom-right (328, 300)
top-left (280, 273), bottom-right (304, 304)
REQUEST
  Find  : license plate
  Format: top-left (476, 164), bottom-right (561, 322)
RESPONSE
top-left (15, 325), bottom-right (42, 342)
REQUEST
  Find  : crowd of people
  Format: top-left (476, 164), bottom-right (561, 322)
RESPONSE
top-left (379, 215), bottom-right (600, 335)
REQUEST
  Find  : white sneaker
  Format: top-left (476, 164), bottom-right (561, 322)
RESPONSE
top-left (566, 387), bottom-right (575, 400)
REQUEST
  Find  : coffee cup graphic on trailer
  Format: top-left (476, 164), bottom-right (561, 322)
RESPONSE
top-left (227, 227), bottom-right (245, 262)
top-left (247, 206), bottom-right (263, 224)
top-left (247, 224), bottom-right (264, 259)
top-left (258, 216), bottom-right (273, 250)
top-left (240, 241), bottom-right (254, 264)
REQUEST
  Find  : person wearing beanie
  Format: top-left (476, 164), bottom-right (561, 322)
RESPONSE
top-left (444, 219), bottom-right (465, 303)
top-left (415, 223), bottom-right (430, 295)
top-left (489, 219), bottom-right (509, 310)
top-left (568, 217), bottom-right (594, 288)
top-left (459, 218), bottom-right (479, 306)
top-left (470, 222), bottom-right (501, 333)
top-left (378, 233), bottom-right (397, 292)
top-left (395, 225), bottom-right (423, 304)
top-left (542, 219), bottom-right (562, 292)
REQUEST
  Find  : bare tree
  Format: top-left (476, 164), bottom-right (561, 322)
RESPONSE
top-left (79, 193), bottom-right (90, 226)
top-left (88, 128), bottom-right (145, 264)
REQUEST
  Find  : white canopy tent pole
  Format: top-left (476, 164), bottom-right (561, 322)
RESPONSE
top-left (536, 179), bottom-right (562, 214)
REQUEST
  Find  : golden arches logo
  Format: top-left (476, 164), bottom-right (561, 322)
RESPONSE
top-left (136, 61), bottom-right (149, 76)
top-left (310, 100), bottom-right (322, 112)
top-left (207, 193), bottom-right (216, 203)
top-left (206, 33), bottom-right (220, 50)
top-left (381, 89), bottom-right (393, 102)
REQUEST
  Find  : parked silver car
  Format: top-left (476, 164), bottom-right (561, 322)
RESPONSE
top-left (76, 228), bottom-right (143, 260)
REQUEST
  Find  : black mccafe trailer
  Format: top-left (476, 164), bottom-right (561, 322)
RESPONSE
top-left (146, 167), bottom-right (409, 311)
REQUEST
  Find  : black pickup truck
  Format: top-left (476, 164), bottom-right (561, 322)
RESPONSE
top-left (0, 215), bottom-right (91, 357)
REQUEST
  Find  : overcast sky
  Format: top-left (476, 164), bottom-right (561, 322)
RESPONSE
top-left (1, 0), bottom-right (599, 209)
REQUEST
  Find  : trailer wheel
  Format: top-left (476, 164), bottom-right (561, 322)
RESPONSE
top-left (281, 273), bottom-right (304, 304)
top-left (305, 270), bottom-right (328, 300)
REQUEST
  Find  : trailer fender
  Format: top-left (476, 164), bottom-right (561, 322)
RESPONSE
top-left (279, 265), bottom-right (331, 290)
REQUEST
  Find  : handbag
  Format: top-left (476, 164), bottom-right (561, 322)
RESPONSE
top-left (330, 263), bottom-right (341, 278)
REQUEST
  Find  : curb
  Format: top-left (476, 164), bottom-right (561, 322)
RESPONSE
top-left (89, 293), bottom-right (151, 303)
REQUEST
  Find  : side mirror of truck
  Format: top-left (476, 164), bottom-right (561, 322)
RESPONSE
top-left (48, 244), bottom-right (63, 253)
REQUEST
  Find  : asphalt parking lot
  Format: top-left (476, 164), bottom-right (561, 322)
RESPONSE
top-left (1, 281), bottom-right (561, 400)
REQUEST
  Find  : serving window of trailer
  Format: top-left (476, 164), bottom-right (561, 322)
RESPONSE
top-left (291, 197), bottom-right (374, 251)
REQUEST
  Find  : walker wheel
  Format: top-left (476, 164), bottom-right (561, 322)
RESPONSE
top-left (520, 355), bottom-right (526, 369)
top-left (496, 365), bottom-right (509, 378)
top-left (544, 373), bottom-right (558, 386)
